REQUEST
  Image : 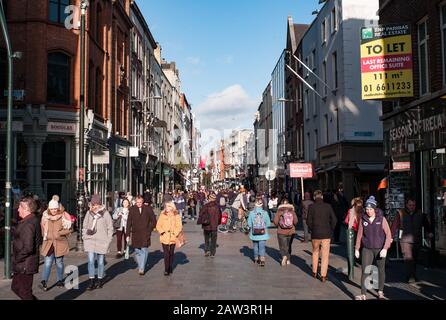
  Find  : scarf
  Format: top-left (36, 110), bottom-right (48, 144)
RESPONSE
top-left (87, 206), bottom-right (105, 235)
top-left (41, 210), bottom-right (72, 241)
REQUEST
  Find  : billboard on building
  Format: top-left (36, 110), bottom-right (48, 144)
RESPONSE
top-left (360, 24), bottom-right (413, 100)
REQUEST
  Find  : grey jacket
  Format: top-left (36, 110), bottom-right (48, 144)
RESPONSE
top-left (82, 206), bottom-right (114, 254)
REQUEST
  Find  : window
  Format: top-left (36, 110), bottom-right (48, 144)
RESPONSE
top-left (47, 52), bottom-right (70, 104)
top-left (88, 0), bottom-right (94, 35)
top-left (321, 19), bottom-right (327, 45)
top-left (49, 0), bottom-right (70, 24)
top-left (304, 89), bottom-right (309, 120)
top-left (322, 60), bottom-right (327, 96)
top-left (442, 5), bottom-right (446, 85)
top-left (313, 84), bottom-right (318, 116)
top-left (418, 19), bottom-right (429, 95)
top-left (299, 126), bottom-right (304, 156)
top-left (95, 68), bottom-right (103, 115)
top-left (88, 61), bottom-right (94, 110)
top-left (324, 114), bottom-right (329, 144)
top-left (96, 4), bottom-right (102, 46)
top-left (331, 6), bottom-right (337, 34)
top-left (305, 57), bottom-right (309, 78)
top-left (314, 129), bottom-right (318, 159)
top-left (311, 49), bottom-right (316, 71)
top-left (332, 51), bottom-right (338, 89)
top-left (306, 132), bottom-right (310, 160)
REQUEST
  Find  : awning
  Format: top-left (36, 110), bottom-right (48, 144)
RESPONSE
top-left (357, 163), bottom-right (385, 172)
top-left (316, 165), bottom-right (338, 173)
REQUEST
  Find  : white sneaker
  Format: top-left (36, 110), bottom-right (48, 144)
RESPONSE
top-left (355, 294), bottom-right (367, 300)
top-left (281, 256), bottom-right (287, 266)
top-left (286, 260), bottom-right (290, 265)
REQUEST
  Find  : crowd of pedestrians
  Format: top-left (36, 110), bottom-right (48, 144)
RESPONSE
top-left (6, 182), bottom-right (434, 300)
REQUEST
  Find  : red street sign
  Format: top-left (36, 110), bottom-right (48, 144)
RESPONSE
top-left (289, 163), bottom-right (313, 178)
top-left (393, 162), bottom-right (410, 171)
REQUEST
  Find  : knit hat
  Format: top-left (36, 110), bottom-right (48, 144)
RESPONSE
top-left (365, 196), bottom-right (377, 209)
top-left (48, 199), bottom-right (59, 209)
top-left (90, 194), bottom-right (101, 206)
top-left (208, 193), bottom-right (216, 202)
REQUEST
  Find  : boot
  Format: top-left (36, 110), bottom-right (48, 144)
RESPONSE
top-left (39, 280), bottom-right (48, 291)
top-left (86, 278), bottom-right (97, 291)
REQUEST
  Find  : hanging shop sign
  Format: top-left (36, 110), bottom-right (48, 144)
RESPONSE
top-left (392, 161), bottom-right (410, 171)
top-left (360, 24), bottom-right (413, 99)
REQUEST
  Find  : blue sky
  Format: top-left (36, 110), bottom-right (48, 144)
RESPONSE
top-left (137, 0), bottom-right (322, 151)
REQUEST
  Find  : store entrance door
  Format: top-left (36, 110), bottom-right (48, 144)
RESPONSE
top-left (430, 167), bottom-right (446, 252)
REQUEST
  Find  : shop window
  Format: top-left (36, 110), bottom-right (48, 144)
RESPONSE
top-left (42, 141), bottom-right (66, 179)
top-left (49, 0), bottom-right (70, 24)
top-left (47, 52), bottom-right (71, 104)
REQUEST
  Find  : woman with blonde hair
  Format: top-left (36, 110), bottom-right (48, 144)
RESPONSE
top-left (344, 197), bottom-right (364, 281)
top-left (156, 201), bottom-right (183, 276)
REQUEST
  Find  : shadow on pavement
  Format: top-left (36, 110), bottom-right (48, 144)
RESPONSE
top-left (172, 252), bottom-right (189, 271)
top-left (265, 246), bottom-right (282, 264)
top-left (145, 250), bottom-right (164, 273)
top-left (239, 245), bottom-right (254, 262)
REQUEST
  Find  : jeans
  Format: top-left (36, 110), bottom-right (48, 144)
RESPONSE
top-left (204, 230), bottom-right (217, 255)
top-left (135, 247), bottom-right (149, 272)
top-left (277, 234), bottom-right (292, 259)
top-left (312, 239), bottom-right (331, 277)
top-left (42, 254), bottom-right (64, 282)
top-left (361, 248), bottom-right (386, 294)
top-left (178, 209), bottom-right (184, 219)
top-left (188, 207), bottom-right (196, 219)
top-left (253, 240), bottom-right (266, 258)
top-left (87, 252), bottom-right (105, 279)
top-left (229, 208), bottom-right (238, 229)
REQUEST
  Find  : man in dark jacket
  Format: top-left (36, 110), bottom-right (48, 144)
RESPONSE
top-left (197, 193), bottom-right (222, 257)
top-left (332, 185), bottom-right (349, 243)
top-left (391, 197), bottom-right (433, 282)
top-left (126, 195), bottom-right (157, 275)
top-left (307, 190), bottom-right (337, 283)
top-left (11, 196), bottom-right (42, 300)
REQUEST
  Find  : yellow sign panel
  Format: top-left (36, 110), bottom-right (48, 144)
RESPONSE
top-left (360, 25), bottom-right (414, 100)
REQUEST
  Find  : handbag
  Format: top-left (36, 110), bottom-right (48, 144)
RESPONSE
top-left (113, 215), bottom-right (122, 230)
top-left (175, 231), bottom-right (187, 249)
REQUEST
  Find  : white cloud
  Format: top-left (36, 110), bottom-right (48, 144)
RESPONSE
top-left (193, 84), bottom-right (259, 155)
top-left (217, 55), bottom-right (234, 65)
top-left (186, 56), bottom-right (201, 65)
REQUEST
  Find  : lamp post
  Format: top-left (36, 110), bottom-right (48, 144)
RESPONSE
top-left (76, 0), bottom-right (88, 252)
top-left (1, 0), bottom-right (13, 279)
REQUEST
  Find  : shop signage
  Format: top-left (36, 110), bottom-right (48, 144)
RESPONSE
top-left (163, 169), bottom-right (172, 176)
top-left (360, 24), bottom-right (413, 99)
top-left (47, 122), bottom-right (76, 134)
top-left (90, 128), bottom-right (106, 141)
top-left (0, 121), bottom-right (23, 132)
top-left (92, 150), bottom-right (110, 164)
top-left (129, 147), bottom-right (139, 157)
top-left (390, 113), bottom-right (446, 141)
top-left (392, 161), bottom-right (410, 171)
top-left (115, 145), bottom-right (128, 157)
top-left (289, 163), bottom-right (313, 178)
top-left (192, 177), bottom-right (199, 183)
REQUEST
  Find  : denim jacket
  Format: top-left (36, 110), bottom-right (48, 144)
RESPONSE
top-left (248, 207), bottom-right (270, 241)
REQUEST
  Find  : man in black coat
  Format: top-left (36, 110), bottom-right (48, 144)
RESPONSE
top-left (126, 196), bottom-right (157, 275)
top-left (197, 193), bottom-right (222, 257)
top-left (11, 196), bottom-right (42, 300)
top-left (307, 190), bottom-right (337, 283)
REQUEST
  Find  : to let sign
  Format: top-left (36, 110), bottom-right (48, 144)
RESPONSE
top-left (360, 24), bottom-right (413, 99)
top-left (393, 162), bottom-right (410, 171)
top-left (289, 163), bottom-right (313, 178)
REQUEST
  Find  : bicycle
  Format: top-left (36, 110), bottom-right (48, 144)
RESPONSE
top-left (218, 207), bottom-right (250, 234)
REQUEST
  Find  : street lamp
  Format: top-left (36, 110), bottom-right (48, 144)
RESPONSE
top-left (76, 0), bottom-right (88, 252)
top-left (0, 0), bottom-right (14, 279)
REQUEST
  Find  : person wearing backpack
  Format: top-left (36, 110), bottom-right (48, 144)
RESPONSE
top-left (197, 193), bottom-right (222, 257)
top-left (247, 196), bottom-right (271, 266)
top-left (273, 199), bottom-right (298, 266)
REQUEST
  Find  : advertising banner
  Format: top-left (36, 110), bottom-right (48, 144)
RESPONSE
top-left (289, 163), bottom-right (313, 178)
top-left (360, 24), bottom-right (413, 99)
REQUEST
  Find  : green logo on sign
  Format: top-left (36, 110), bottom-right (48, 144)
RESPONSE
top-left (362, 28), bottom-right (373, 40)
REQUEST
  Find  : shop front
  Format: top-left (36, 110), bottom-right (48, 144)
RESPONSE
top-left (385, 100), bottom-right (446, 256)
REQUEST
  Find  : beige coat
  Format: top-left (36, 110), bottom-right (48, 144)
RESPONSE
top-left (156, 212), bottom-right (182, 245)
top-left (40, 216), bottom-right (71, 257)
